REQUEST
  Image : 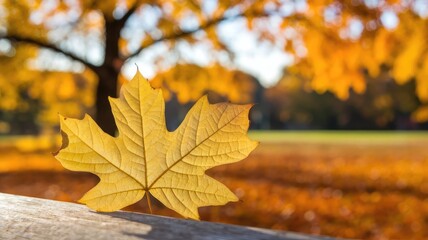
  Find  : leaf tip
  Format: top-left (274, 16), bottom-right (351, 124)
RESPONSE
top-left (247, 103), bottom-right (256, 111)
top-left (200, 94), bottom-right (210, 104)
top-left (57, 113), bottom-right (67, 121)
top-left (253, 140), bottom-right (260, 148)
top-left (135, 67), bottom-right (145, 79)
top-left (107, 96), bottom-right (115, 103)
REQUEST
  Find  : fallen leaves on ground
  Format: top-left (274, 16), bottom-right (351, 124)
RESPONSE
top-left (2, 140), bottom-right (428, 239)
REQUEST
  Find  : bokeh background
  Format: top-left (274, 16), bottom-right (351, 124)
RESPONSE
top-left (1, 0), bottom-right (428, 239)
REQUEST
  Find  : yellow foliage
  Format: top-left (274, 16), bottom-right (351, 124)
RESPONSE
top-left (0, 45), bottom-right (39, 110)
top-left (96, 1), bottom-right (117, 18)
top-left (39, 102), bottom-right (83, 125)
top-left (416, 56), bottom-right (428, 102)
top-left (392, 29), bottom-right (425, 84)
top-left (14, 135), bottom-right (61, 153)
top-left (298, 29), bottom-right (369, 99)
top-left (0, 43), bottom-right (97, 130)
top-left (54, 71), bottom-right (258, 219)
top-left (3, 0), bottom-right (428, 121)
top-left (412, 106), bottom-right (428, 123)
top-left (373, 29), bottom-right (392, 64)
top-left (57, 75), bottom-right (77, 100)
top-left (286, 7), bottom-right (428, 104)
top-left (0, 79), bottom-right (19, 110)
top-left (151, 64), bottom-right (257, 104)
top-left (4, 0), bottom-right (47, 40)
top-left (350, 72), bottom-right (366, 94)
top-left (33, 70), bottom-right (96, 125)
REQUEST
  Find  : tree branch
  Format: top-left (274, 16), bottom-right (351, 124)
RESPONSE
top-left (119, 4), bottom-right (138, 26)
top-left (125, 11), bottom-right (270, 60)
top-left (1, 35), bottom-right (100, 72)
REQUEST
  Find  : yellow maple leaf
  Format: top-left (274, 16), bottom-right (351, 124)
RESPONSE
top-left (54, 71), bottom-right (258, 219)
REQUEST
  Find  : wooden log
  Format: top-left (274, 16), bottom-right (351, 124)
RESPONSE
top-left (0, 193), bottom-right (333, 240)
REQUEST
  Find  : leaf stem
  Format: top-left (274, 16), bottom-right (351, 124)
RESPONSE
top-left (146, 192), bottom-right (153, 214)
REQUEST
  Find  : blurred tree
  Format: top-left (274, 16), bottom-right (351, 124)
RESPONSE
top-left (0, 44), bottom-right (97, 134)
top-left (283, 1), bottom-right (428, 119)
top-left (0, 0), bottom-right (273, 134)
top-left (0, 1), bottom-right (427, 134)
top-left (266, 69), bottom-right (425, 130)
top-left (151, 63), bottom-right (259, 104)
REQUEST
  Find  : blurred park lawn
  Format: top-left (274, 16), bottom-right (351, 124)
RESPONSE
top-left (1, 131), bottom-right (428, 239)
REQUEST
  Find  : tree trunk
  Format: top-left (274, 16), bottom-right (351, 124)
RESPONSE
top-left (93, 17), bottom-right (123, 136)
top-left (94, 66), bottom-right (119, 136)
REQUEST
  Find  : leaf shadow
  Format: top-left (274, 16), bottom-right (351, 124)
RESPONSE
top-left (99, 211), bottom-right (320, 240)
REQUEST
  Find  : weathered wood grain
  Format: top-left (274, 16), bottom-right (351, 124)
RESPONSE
top-left (0, 193), bottom-right (333, 240)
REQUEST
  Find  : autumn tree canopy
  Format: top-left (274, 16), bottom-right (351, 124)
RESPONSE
top-left (0, 0), bottom-right (427, 134)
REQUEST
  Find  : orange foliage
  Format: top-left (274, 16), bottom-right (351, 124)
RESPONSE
top-left (2, 1), bottom-right (428, 123)
top-left (150, 64), bottom-right (258, 104)
top-left (279, 4), bottom-right (428, 119)
top-left (0, 42), bottom-right (96, 131)
top-left (2, 138), bottom-right (428, 239)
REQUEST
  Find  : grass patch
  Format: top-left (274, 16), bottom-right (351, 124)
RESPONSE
top-left (249, 130), bottom-right (428, 144)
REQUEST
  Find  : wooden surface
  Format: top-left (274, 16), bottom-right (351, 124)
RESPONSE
top-left (0, 193), bottom-right (334, 240)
